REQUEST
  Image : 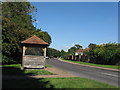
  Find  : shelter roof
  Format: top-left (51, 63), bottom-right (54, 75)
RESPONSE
top-left (21, 35), bottom-right (49, 45)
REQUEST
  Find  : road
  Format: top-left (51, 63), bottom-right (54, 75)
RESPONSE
top-left (46, 58), bottom-right (119, 87)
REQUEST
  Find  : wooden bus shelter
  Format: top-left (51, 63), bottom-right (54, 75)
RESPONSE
top-left (21, 35), bottom-right (49, 69)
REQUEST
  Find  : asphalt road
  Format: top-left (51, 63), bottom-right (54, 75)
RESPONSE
top-left (46, 58), bottom-right (119, 87)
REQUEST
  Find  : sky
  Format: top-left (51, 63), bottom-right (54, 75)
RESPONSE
top-left (30, 2), bottom-right (118, 51)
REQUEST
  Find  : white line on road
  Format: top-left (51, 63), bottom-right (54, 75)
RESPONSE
top-left (102, 73), bottom-right (118, 77)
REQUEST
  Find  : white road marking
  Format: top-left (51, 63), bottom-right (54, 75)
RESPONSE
top-left (102, 73), bottom-right (118, 77)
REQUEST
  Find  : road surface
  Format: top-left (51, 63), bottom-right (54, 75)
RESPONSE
top-left (46, 58), bottom-right (119, 87)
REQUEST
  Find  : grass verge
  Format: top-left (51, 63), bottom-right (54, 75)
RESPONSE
top-left (24, 69), bottom-right (53, 75)
top-left (42, 77), bottom-right (118, 88)
top-left (45, 64), bottom-right (52, 68)
top-left (61, 58), bottom-right (119, 69)
top-left (2, 64), bottom-right (53, 75)
top-left (2, 64), bottom-right (119, 88)
top-left (3, 77), bottom-right (118, 88)
top-left (2, 64), bottom-right (21, 68)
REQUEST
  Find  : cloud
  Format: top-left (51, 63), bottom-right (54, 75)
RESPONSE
top-left (71, 43), bottom-right (75, 46)
top-left (64, 43), bottom-right (77, 49)
top-left (64, 46), bottom-right (70, 48)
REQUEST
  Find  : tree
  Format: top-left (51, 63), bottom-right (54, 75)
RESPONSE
top-left (47, 48), bottom-right (61, 58)
top-left (88, 43), bottom-right (97, 50)
top-left (75, 44), bottom-right (82, 49)
top-left (2, 2), bottom-right (52, 64)
top-left (60, 49), bottom-right (67, 58)
top-left (68, 46), bottom-right (76, 55)
top-left (33, 29), bottom-right (51, 44)
top-left (68, 44), bottom-right (83, 55)
top-left (88, 43), bottom-right (119, 65)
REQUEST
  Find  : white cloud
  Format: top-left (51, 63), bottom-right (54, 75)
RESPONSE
top-left (64, 46), bottom-right (70, 48)
top-left (71, 43), bottom-right (75, 46)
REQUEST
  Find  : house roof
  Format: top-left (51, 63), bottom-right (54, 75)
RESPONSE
top-left (75, 49), bottom-right (83, 53)
top-left (21, 35), bottom-right (49, 45)
top-left (83, 48), bottom-right (90, 52)
top-left (75, 48), bottom-right (90, 53)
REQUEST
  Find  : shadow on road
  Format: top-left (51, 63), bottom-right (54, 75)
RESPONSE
top-left (2, 66), bottom-right (54, 88)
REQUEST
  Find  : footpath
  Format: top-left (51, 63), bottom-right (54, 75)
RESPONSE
top-left (29, 67), bottom-right (77, 78)
top-left (3, 67), bottom-right (78, 79)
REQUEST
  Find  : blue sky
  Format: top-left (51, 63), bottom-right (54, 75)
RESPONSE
top-left (31, 2), bottom-right (118, 51)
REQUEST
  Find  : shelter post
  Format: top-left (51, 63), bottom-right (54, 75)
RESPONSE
top-left (43, 48), bottom-right (46, 57)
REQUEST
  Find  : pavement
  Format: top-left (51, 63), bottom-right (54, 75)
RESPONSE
top-left (29, 67), bottom-right (77, 78)
top-left (2, 67), bottom-right (78, 79)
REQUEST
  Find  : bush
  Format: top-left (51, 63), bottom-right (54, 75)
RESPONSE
top-left (2, 55), bottom-right (18, 65)
top-left (89, 43), bottom-right (119, 65)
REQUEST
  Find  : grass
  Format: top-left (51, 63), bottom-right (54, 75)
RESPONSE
top-left (2, 64), bottom-right (53, 75)
top-left (24, 69), bottom-right (53, 75)
top-left (2, 64), bottom-right (21, 68)
top-left (3, 78), bottom-right (54, 88)
top-left (61, 58), bottom-right (119, 69)
top-left (41, 77), bottom-right (118, 88)
top-left (2, 64), bottom-right (119, 88)
top-left (3, 77), bottom-right (118, 88)
top-left (45, 64), bottom-right (52, 67)
top-left (2, 64), bottom-right (52, 68)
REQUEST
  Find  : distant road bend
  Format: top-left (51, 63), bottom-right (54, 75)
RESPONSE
top-left (46, 58), bottom-right (119, 87)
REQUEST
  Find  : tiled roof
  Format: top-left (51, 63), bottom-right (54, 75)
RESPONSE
top-left (21, 35), bottom-right (49, 45)
top-left (75, 48), bottom-right (90, 53)
top-left (75, 49), bottom-right (83, 53)
top-left (83, 48), bottom-right (90, 52)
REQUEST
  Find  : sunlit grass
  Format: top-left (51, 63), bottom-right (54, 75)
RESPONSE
top-left (40, 77), bottom-right (117, 88)
top-left (61, 58), bottom-right (119, 69)
top-left (3, 77), bottom-right (118, 88)
top-left (2, 64), bottom-right (118, 88)
top-left (24, 69), bottom-right (54, 75)
top-left (2, 64), bottom-right (53, 75)
top-left (2, 64), bottom-right (21, 68)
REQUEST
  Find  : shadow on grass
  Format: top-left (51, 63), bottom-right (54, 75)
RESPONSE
top-left (2, 66), bottom-right (54, 88)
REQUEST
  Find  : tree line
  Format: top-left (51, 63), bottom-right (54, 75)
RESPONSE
top-left (45, 43), bottom-right (120, 65)
top-left (40, 42), bottom-right (120, 65)
top-left (2, 2), bottom-right (51, 64)
top-left (88, 43), bottom-right (120, 65)
top-left (60, 43), bottom-right (120, 65)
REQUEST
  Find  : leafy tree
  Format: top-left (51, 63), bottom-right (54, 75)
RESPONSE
top-left (47, 48), bottom-right (61, 58)
top-left (68, 47), bottom-right (76, 55)
top-left (89, 43), bottom-right (119, 65)
top-left (68, 44), bottom-right (83, 55)
top-left (88, 43), bottom-right (97, 50)
top-left (2, 2), bottom-right (52, 64)
top-left (33, 29), bottom-right (51, 44)
top-left (75, 44), bottom-right (82, 49)
top-left (60, 49), bottom-right (67, 58)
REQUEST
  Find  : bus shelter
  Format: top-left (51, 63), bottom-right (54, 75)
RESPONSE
top-left (21, 35), bottom-right (49, 69)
